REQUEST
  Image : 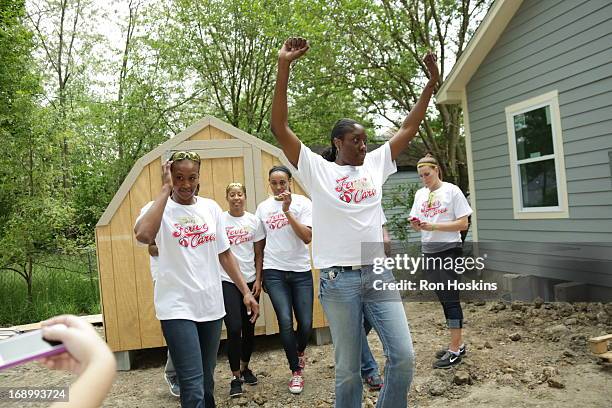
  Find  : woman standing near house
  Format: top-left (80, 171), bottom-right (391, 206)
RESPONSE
top-left (409, 153), bottom-right (472, 369)
top-left (134, 151), bottom-right (259, 408)
top-left (270, 37), bottom-right (439, 408)
top-left (221, 182), bottom-right (265, 397)
top-left (255, 165), bottom-right (313, 395)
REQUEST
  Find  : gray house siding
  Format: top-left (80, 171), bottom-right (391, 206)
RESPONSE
top-left (465, 0), bottom-right (612, 243)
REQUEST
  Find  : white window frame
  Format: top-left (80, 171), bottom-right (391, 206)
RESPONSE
top-left (505, 90), bottom-right (569, 219)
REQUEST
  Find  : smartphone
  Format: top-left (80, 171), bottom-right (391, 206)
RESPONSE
top-left (0, 328), bottom-right (66, 371)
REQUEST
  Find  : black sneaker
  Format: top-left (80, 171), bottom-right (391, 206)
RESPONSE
top-left (230, 376), bottom-right (243, 397)
top-left (164, 373), bottom-right (180, 397)
top-left (433, 351), bottom-right (462, 369)
top-left (435, 344), bottom-right (466, 359)
top-left (240, 368), bottom-right (258, 385)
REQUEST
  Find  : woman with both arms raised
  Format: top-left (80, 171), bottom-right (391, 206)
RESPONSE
top-left (270, 37), bottom-right (439, 407)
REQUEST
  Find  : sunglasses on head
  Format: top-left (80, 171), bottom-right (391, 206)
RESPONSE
top-left (170, 151), bottom-right (200, 163)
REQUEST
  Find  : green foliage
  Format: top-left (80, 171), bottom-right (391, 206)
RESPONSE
top-left (383, 182), bottom-right (420, 242)
top-left (0, 252), bottom-right (100, 326)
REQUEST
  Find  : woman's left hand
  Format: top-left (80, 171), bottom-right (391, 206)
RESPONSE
top-left (419, 221), bottom-right (435, 231)
top-left (279, 191), bottom-right (292, 213)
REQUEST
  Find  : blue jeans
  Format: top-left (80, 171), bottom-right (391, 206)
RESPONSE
top-left (361, 317), bottom-right (379, 379)
top-left (161, 319), bottom-right (222, 408)
top-left (263, 269), bottom-right (313, 372)
top-left (320, 266), bottom-right (414, 408)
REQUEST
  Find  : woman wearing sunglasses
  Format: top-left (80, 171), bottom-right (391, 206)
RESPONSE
top-left (134, 151), bottom-right (259, 408)
top-left (409, 154), bottom-right (472, 369)
top-left (221, 182), bottom-right (265, 397)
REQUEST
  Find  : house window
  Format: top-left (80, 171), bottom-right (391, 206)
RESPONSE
top-left (505, 91), bottom-right (569, 219)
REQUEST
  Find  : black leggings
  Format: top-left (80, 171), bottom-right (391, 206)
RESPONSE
top-left (424, 247), bottom-right (464, 329)
top-left (222, 281), bottom-right (256, 372)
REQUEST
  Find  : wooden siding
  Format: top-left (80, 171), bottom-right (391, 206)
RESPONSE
top-left (466, 0), bottom-right (612, 241)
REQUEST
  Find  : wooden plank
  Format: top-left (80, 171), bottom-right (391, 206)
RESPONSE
top-left (252, 147), bottom-right (266, 205)
top-left (210, 126), bottom-right (232, 140)
top-left (177, 139), bottom-right (247, 150)
top-left (231, 156), bottom-right (245, 185)
top-left (211, 157), bottom-right (235, 209)
top-left (7, 315), bottom-right (103, 333)
top-left (261, 151), bottom-right (275, 200)
top-left (597, 351), bottom-right (612, 362)
top-left (590, 333), bottom-right (612, 343)
top-left (199, 159), bottom-right (214, 199)
top-left (130, 169), bottom-right (163, 348)
top-left (148, 162), bottom-right (162, 198)
top-left (190, 125), bottom-right (211, 140)
top-left (96, 226), bottom-right (120, 350)
top-left (241, 149), bottom-right (256, 213)
top-left (110, 196), bottom-right (142, 351)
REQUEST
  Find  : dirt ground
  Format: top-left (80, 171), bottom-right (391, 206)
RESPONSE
top-left (2, 301), bottom-right (611, 408)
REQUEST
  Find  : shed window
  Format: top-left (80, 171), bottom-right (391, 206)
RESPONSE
top-left (505, 91), bottom-right (568, 219)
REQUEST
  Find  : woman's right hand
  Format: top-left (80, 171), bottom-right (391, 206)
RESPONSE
top-left (39, 315), bottom-right (115, 375)
top-left (409, 218), bottom-right (422, 231)
top-left (162, 160), bottom-right (173, 190)
top-left (278, 37), bottom-right (309, 63)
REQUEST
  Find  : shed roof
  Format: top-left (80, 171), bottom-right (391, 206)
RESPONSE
top-left (96, 116), bottom-right (292, 227)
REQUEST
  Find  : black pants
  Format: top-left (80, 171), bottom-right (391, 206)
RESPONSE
top-left (222, 281), bottom-right (256, 372)
top-left (423, 247), bottom-right (464, 329)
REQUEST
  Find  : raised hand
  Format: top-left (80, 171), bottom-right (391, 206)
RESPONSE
top-left (162, 160), bottom-right (173, 190)
top-left (279, 191), bottom-right (292, 213)
top-left (278, 37), bottom-right (309, 63)
top-left (424, 51), bottom-right (439, 84)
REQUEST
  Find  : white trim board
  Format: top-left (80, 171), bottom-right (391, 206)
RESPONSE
top-left (504, 90), bottom-right (569, 219)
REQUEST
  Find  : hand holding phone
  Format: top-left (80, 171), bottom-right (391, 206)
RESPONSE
top-left (0, 327), bottom-right (66, 371)
top-left (39, 315), bottom-right (114, 375)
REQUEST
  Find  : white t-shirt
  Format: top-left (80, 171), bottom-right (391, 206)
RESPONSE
top-left (294, 142), bottom-right (396, 269)
top-left (219, 211), bottom-right (265, 283)
top-left (409, 181), bottom-right (473, 253)
top-left (150, 255), bottom-right (158, 281)
top-left (255, 194), bottom-right (312, 272)
top-left (136, 196), bottom-right (230, 322)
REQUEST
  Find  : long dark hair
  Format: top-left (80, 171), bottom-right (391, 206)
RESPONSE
top-left (321, 118), bottom-right (359, 162)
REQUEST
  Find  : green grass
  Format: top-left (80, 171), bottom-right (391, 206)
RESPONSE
top-left (0, 253), bottom-right (100, 326)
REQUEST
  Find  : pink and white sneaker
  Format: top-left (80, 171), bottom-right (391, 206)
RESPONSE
top-left (289, 370), bottom-right (304, 394)
top-left (297, 351), bottom-right (306, 370)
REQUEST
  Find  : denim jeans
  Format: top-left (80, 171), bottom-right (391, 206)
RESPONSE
top-left (361, 317), bottom-right (380, 379)
top-left (320, 265), bottom-right (414, 408)
top-left (161, 319), bottom-right (222, 408)
top-left (263, 269), bottom-right (313, 372)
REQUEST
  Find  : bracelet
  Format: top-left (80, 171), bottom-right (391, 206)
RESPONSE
top-left (283, 210), bottom-right (291, 215)
top-left (431, 224), bottom-right (436, 231)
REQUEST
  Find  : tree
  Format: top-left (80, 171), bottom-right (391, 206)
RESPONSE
top-left (0, 0), bottom-right (73, 303)
top-left (327, 0), bottom-right (491, 192)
